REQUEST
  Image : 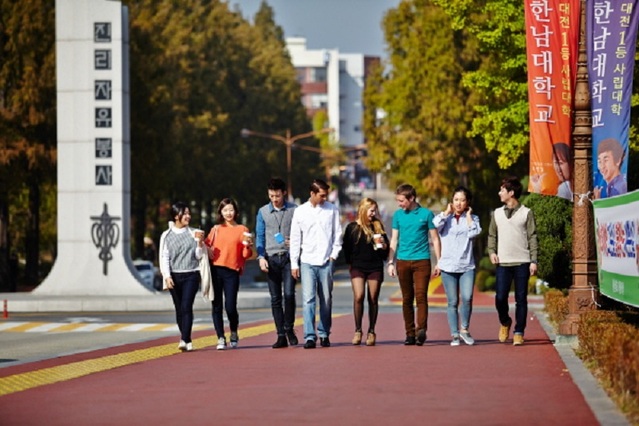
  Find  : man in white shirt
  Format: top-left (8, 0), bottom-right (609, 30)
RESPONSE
top-left (290, 179), bottom-right (343, 349)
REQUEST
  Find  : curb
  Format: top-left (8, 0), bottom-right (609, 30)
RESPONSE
top-left (535, 309), bottom-right (629, 426)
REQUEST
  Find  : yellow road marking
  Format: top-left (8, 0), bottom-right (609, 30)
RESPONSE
top-left (4, 322), bottom-right (49, 332)
top-left (47, 323), bottom-right (89, 332)
top-left (94, 323), bottom-right (130, 332)
top-left (0, 316), bottom-right (343, 397)
top-left (1, 322), bottom-right (208, 333)
top-left (143, 323), bottom-right (177, 331)
top-left (0, 321), bottom-right (275, 397)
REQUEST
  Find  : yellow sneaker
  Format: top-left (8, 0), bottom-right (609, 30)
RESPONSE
top-left (498, 319), bottom-right (512, 343)
top-left (513, 334), bottom-right (524, 346)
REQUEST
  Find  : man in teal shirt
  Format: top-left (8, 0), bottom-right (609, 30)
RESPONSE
top-left (387, 184), bottom-right (441, 346)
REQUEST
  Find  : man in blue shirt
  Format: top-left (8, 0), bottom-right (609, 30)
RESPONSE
top-left (387, 184), bottom-right (441, 346)
top-left (255, 178), bottom-right (298, 348)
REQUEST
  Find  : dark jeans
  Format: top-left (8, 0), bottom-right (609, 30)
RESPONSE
top-left (169, 271), bottom-right (200, 344)
top-left (266, 253), bottom-right (297, 336)
top-left (211, 265), bottom-right (240, 338)
top-left (396, 259), bottom-right (431, 337)
top-left (495, 263), bottom-right (530, 334)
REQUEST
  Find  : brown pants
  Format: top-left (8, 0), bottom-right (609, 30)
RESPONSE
top-left (396, 259), bottom-right (431, 337)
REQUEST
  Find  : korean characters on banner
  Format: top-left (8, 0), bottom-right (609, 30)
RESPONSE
top-left (587, 0), bottom-right (638, 199)
top-left (525, 0), bottom-right (580, 201)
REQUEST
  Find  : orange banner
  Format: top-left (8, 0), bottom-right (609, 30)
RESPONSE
top-left (525, 0), bottom-right (580, 200)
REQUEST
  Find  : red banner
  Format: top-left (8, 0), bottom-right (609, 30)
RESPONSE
top-left (525, 0), bottom-right (580, 200)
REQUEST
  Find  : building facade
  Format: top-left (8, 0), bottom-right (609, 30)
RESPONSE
top-left (286, 37), bottom-right (379, 150)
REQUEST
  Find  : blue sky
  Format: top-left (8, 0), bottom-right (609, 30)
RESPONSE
top-left (227, 0), bottom-right (401, 58)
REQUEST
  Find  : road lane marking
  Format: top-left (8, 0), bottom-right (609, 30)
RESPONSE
top-left (0, 322), bottom-right (209, 333)
top-left (0, 320), bottom-right (282, 397)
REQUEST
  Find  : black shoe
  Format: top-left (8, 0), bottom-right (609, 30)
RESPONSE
top-left (304, 339), bottom-right (316, 349)
top-left (404, 336), bottom-right (416, 345)
top-left (272, 336), bottom-right (288, 349)
top-left (320, 337), bottom-right (331, 347)
top-left (416, 329), bottom-right (427, 346)
top-left (286, 330), bottom-right (299, 346)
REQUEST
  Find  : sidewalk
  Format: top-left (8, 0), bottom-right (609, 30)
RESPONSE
top-left (0, 309), bottom-right (628, 425)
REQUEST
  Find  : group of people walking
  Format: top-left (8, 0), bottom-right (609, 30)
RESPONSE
top-left (158, 176), bottom-right (538, 351)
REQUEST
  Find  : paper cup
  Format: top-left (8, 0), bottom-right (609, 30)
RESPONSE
top-left (242, 232), bottom-right (253, 245)
top-left (373, 234), bottom-right (383, 249)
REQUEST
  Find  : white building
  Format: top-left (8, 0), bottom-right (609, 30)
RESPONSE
top-left (286, 37), bottom-right (379, 149)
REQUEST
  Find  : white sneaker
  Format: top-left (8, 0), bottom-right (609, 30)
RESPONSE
top-left (185, 342), bottom-right (193, 352)
top-left (460, 331), bottom-right (475, 346)
top-left (450, 336), bottom-right (461, 346)
top-left (178, 340), bottom-right (187, 351)
top-left (216, 337), bottom-right (226, 350)
top-left (230, 332), bottom-right (239, 348)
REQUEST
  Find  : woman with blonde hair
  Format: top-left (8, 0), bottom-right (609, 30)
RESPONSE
top-left (342, 197), bottom-right (389, 346)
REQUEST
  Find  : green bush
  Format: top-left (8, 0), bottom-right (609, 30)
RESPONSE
top-left (543, 289), bottom-right (568, 328)
top-left (520, 193), bottom-right (573, 289)
top-left (474, 269), bottom-right (491, 291)
top-left (577, 310), bottom-right (639, 421)
top-left (483, 275), bottom-right (496, 292)
top-left (478, 256), bottom-right (496, 273)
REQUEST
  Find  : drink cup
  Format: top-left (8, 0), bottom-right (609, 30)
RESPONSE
top-left (373, 234), bottom-right (383, 249)
top-left (193, 229), bottom-right (204, 242)
top-left (242, 232), bottom-right (253, 245)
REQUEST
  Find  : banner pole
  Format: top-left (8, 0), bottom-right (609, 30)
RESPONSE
top-left (560, 0), bottom-right (599, 335)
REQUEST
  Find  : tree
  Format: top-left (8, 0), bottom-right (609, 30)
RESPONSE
top-left (0, 0), bottom-right (56, 288)
top-left (363, 0), bottom-right (489, 205)
top-left (127, 0), bottom-right (313, 255)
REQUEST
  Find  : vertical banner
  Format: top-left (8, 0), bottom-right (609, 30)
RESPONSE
top-left (593, 190), bottom-right (639, 307)
top-left (525, 0), bottom-right (580, 200)
top-left (587, 0), bottom-right (638, 199)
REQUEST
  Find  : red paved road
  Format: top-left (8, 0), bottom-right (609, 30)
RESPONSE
top-left (0, 309), bottom-right (598, 425)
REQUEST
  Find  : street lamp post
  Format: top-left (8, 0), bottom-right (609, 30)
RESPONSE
top-left (559, 0), bottom-right (597, 335)
top-left (240, 127), bottom-right (334, 199)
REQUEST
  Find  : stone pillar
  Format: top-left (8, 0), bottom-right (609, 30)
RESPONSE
top-left (559, 0), bottom-right (598, 335)
top-left (35, 0), bottom-right (150, 295)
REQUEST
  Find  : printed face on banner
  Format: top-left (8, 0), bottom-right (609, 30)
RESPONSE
top-left (587, 0), bottom-right (635, 199)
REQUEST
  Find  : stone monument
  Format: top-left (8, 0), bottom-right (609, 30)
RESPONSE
top-left (35, 0), bottom-right (151, 295)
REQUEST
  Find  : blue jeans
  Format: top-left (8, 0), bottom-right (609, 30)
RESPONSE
top-left (169, 271), bottom-right (200, 344)
top-left (441, 270), bottom-right (475, 336)
top-left (266, 253), bottom-right (297, 336)
top-left (495, 264), bottom-right (530, 334)
top-left (211, 266), bottom-right (240, 338)
top-left (300, 261), bottom-right (334, 341)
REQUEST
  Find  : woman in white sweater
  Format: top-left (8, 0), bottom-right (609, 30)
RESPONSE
top-left (159, 202), bottom-right (205, 352)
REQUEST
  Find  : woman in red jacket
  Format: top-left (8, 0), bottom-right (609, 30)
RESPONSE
top-left (205, 198), bottom-right (253, 350)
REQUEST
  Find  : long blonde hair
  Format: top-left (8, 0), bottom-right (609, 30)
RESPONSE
top-left (354, 197), bottom-right (385, 243)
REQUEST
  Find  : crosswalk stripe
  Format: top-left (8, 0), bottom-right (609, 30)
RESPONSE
top-left (0, 321), bottom-right (212, 333)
